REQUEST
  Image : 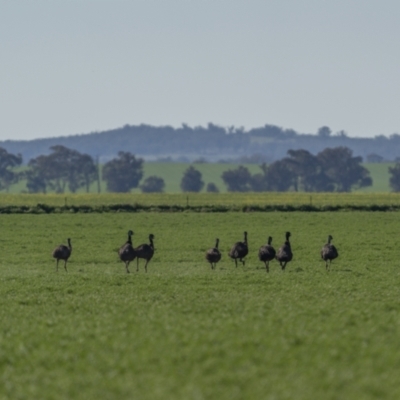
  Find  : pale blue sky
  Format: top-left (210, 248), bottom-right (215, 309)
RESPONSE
top-left (1, 0), bottom-right (399, 140)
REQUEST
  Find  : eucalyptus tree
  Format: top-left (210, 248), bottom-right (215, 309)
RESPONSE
top-left (102, 152), bottom-right (144, 193)
top-left (0, 147), bottom-right (23, 191)
top-left (26, 146), bottom-right (97, 193)
top-left (180, 166), bottom-right (204, 192)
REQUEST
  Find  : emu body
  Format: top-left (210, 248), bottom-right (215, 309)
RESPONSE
top-left (321, 235), bottom-right (338, 271)
top-left (205, 238), bottom-right (221, 269)
top-left (258, 236), bottom-right (276, 273)
top-left (276, 232), bottom-right (293, 270)
top-left (229, 231), bottom-right (248, 267)
top-left (52, 238), bottom-right (72, 272)
top-left (119, 230), bottom-right (136, 273)
top-left (135, 234), bottom-right (155, 272)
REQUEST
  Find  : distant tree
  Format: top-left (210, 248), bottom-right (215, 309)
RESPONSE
top-left (26, 146), bottom-right (97, 193)
top-left (335, 130), bottom-right (348, 138)
top-left (76, 154), bottom-right (98, 192)
top-left (25, 157), bottom-right (47, 193)
top-left (26, 172), bottom-right (47, 193)
top-left (221, 166), bottom-right (252, 192)
top-left (45, 145), bottom-right (78, 193)
top-left (26, 155), bottom-right (55, 193)
top-left (140, 176), bottom-right (165, 193)
top-left (317, 147), bottom-right (372, 192)
top-left (286, 149), bottom-right (333, 192)
top-left (250, 163), bottom-right (269, 192)
top-left (317, 126), bottom-right (332, 138)
top-left (388, 163), bottom-right (400, 192)
top-left (102, 152), bottom-right (144, 193)
top-left (2, 153), bottom-right (22, 183)
top-left (375, 134), bottom-right (388, 141)
top-left (0, 147), bottom-right (23, 191)
top-left (180, 166), bottom-right (204, 192)
top-left (206, 182), bottom-right (219, 193)
top-left (263, 160), bottom-right (297, 192)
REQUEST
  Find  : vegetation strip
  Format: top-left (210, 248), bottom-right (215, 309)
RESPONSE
top-left (2, 203), bottom-right (400, 213)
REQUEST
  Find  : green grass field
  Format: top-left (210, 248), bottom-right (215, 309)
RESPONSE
top-left (358, 163), bottom-right (393, 192)
top-left (5, 162), bottom-right (395, 194)
top-left (2, 191), bottom-right (400, 208)
top-left (1, 211), bottom-right (400, 399)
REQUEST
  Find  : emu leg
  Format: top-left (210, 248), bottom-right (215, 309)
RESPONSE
top-left (136, 258), bottom-right (139, 272)
top-left (265, 261), bottom-right (269, 273)
top-left (144, 260), bottom-right (148, 273)
top-left (125, 261), bottom-right (130, 274)
top-left (64, 260), bottom-right (68, 272)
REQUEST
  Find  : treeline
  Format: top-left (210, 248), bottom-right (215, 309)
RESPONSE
top-left (180, 147), bottom-right (373, 193)
top-left (2, 123), bottom-right (400, 163)
top-left (0, 145), bottom-right (164, 194)
top-left (219, 148), bottom-right (371, 192)
top-left (1, 144), bottom-right (400, 193)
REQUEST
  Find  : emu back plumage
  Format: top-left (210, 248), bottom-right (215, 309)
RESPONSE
top-left (52, 245), bottom-right (71, 261)
top-left (258, 244), bottom-right (276, 262)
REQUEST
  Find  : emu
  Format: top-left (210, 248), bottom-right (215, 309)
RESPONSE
top-left (229, 231), bottom-right (248, 267)
top-left (135, 234), bottom-right (155, 273)
top-left (205, 238), bottom-right (221, 270)
top-left (276, 232), bottom-right (292, 270)
top-left (258, 236), bottom-right (276, 273)
top-left (118, 230), bottom-right (136, 273)
top-left (52, 238), bottom-right (72, 272)
top-left (321, 235), bottom-right (338, 271)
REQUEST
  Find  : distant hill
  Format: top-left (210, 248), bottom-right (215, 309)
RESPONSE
top-left (1, 123), bottom-right (399, 164)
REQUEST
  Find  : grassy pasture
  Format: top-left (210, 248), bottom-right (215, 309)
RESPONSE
top-left (1, 211), bottom-right (400, 399)
top-left (2, 191), bottom-right (400, 208)
top-left (5, 162), bottom-right (394, 194)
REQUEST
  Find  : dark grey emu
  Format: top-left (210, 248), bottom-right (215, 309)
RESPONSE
top-left (258, 236), bottom-right (276, 273)
top-left (119, 230), bottom-right (136, 273)
top-left (135, 234), bottom-right (155, 273)
top-left (205, 238), bottom-right (222, 270)
top-left (229, 231), bottom-right (248, 267)
top-left (321, 235), bottom-right (338, 271)
top-left (52, 238), bottom-right (72, 272)
top-left (276, 232), bottom-right (293, 271)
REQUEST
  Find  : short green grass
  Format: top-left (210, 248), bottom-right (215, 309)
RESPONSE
top-left (358, 163), bottom-right (394, 192)
top-left (1, 212), bottom-right (400, 399)
top-left (2, 191), bottom-right (400, 208)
